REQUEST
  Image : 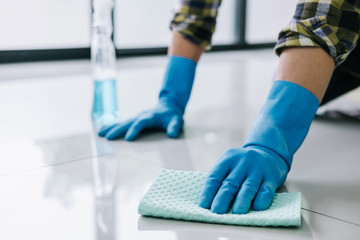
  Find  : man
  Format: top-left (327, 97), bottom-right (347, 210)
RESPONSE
top-left (99, 0), bottom-right (360, 214)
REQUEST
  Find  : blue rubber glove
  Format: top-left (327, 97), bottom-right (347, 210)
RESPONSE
top-left (98, 56), bottom-right (197, 141)
top-left (199, 80), bottom-right (319, 214)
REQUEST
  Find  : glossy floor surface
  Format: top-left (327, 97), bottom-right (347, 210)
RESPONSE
top-left (0, 50), bottom-right (359, 239)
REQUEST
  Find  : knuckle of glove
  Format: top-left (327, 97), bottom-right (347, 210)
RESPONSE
top-left (241, 181), bottom-right (259, 196)
top-left (206, 175), bottom-right (224, 187)
top-left (220, 180), bottom-right (240, 194)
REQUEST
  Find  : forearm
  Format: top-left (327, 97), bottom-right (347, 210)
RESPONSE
top-left (168, 31), bottom-right (204, 62)
top-left (275, 47), bottom-right (335, 101)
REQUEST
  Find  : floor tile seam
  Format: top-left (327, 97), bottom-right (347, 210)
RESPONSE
top-left (301, 208), bottom-right (360, 227)
top-left (0, 152), bottom-right (113, 178)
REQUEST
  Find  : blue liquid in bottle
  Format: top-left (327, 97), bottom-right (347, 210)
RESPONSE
top-left (92, 79), bottom-right (119, 128)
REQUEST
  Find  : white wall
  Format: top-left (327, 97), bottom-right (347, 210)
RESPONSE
top-left (0, 0), bottom-right (91, 50)
top-left (246, 0), bottom-right (298, 43)
top-left (0, 0), bottom-right (299, 50)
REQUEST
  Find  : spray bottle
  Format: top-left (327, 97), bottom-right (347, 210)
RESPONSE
top-left (91, 0), bottom-right (119, 128)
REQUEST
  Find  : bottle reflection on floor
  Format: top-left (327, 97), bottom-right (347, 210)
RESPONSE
top-left (92, 154), bottom-right (118, 240)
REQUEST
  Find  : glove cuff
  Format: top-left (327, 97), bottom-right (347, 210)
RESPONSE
top-left (244, 80), bottom-right (319, 170)
top-left (159, 56), bottom-right (197, 115)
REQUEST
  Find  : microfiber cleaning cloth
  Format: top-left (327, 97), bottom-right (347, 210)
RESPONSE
top-left (138, 169), bottom-right (301, 227)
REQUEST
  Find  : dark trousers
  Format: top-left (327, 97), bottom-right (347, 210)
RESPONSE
top-left (321, 42), bottom-right (360, 106)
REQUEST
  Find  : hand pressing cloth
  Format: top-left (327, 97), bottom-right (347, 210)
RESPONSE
top-left (138, 169), bottom-right (301, 227)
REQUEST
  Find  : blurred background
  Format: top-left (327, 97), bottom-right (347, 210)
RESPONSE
top-left (0, 0), bottom-right (298, 62)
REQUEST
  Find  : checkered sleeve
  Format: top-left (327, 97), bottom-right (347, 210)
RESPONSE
top-left (275, 0), bottom-right (360, 66)
top-left (170, 0), bottom-right (222, 50)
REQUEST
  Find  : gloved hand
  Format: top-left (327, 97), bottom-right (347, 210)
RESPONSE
top-left (199, 80), bottom-right (319, 214)
top-left (98, 55), bottom-right (197, 141)
top-left (98, 101), bottom-right (184, 140)
top-left (198, 146), bottom-right (288, 214)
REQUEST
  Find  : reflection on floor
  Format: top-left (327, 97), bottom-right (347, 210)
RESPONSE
top-left (0, 49), bottom-right (359, 240)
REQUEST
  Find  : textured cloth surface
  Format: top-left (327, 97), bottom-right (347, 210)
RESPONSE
top-left (138, 169), bottom-right (301, 227)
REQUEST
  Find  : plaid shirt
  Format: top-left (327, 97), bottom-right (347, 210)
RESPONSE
top-left (275, 0), bottom-right (360, 66)
top-left (170, 0), bottom-right (222, 50)
top-left (171, 0), bottom-right (360, 66)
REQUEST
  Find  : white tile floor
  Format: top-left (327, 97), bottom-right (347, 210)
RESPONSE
top-left (0, 50), bottom-right (359, 239)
